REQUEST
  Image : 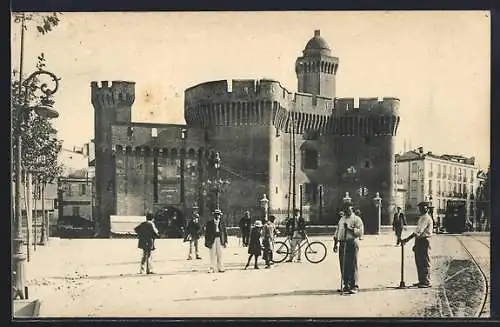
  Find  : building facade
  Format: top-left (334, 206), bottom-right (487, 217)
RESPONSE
top-left (395, 147), bottom-right (479, 224)
top-left (92, 30), bottom-right (400, 236)
top-left (58, 173), bottom-right (94, 222)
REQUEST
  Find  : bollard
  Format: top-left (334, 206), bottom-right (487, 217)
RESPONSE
top-left (24, 286), bottom-right (29, 299)
top-left (398, 243), bottom-right (406, 288)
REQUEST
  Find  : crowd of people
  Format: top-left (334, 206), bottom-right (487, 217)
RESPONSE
top-left (134, 200), bottom-right (434, 293)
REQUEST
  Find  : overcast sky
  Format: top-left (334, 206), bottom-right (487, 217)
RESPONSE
top-left (11, 11), bottom-right (490, 169)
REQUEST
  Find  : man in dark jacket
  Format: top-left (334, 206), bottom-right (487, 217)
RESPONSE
top-left (239, 211), bottom-right (252, 247)
top-left (135, 212), bottom-right (160, 274)
top-left (392, 206), bottom-right (407, 246)
top-left (186, 213), bottom-right (202, 260)
top-left (205, 209), bottom-right (228, 273)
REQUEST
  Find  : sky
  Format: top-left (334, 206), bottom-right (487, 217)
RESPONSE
top-left (11, 11), bottom-right (491, 169)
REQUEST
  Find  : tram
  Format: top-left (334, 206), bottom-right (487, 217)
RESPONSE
top-left (443, 200), bottom-right (467, 234)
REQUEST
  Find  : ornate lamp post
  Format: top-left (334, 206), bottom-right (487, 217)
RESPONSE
top-left (213, 152), bottom-right (221, 210)
top-left (203, 152), bottom-right (231, 211)
top-left (428, 194), bottom-right (436, 232)
top-left (343, 191), bottom-right (352, 204)
top-left (373, 192), bottom-right (382, 235)
top-left (180, 128), bottom-right (187, 214)
top-left (12, 70), bottom-right (60, 300)
top-left (260, 194), bottom-right (269, 220)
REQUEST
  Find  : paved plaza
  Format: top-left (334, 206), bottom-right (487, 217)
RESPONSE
top-left (22, 228), bottom-right (489, 317)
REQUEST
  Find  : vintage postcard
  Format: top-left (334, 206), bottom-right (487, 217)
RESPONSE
top-left (10, 11), bottom-right (491, 318)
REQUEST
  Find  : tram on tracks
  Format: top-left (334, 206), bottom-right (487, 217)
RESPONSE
top-left (443, 200), bottom-right (469, 234)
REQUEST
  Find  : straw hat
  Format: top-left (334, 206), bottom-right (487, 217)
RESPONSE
top-left (254, 220), bottom-right (263, 228)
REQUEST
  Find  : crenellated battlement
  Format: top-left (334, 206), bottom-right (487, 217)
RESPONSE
top-left (91, 80), bottom-right (136, 109)
top-left (334, 97), bottom-right (400, 116)
top-left (184, 78), bottom-right (291, 105)
top-left (293, 92), bottom-right (334, 116)
top-left (184, 79), bottom-right (336, 129)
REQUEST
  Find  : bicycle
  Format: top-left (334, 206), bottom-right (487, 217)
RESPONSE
top-left (272, 234), bottom-right (327, 264)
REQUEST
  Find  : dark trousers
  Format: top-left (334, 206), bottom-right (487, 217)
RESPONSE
top-left (241, 230), bottom-right (250, 246)
top-left (140, 249), bottom-right (153, 273)
top-left (414, 238), bottom-right (431, 285)
top-left (395, 227), bottom-right (403, 244)
top-left (339, 239), bottom-right (359, 289)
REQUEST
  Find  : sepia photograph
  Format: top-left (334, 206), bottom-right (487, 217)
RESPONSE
top-left (10, 11), bottom-right (491, 318)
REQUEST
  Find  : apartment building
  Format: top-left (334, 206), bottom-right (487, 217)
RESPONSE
top-left (395, 147), bottom-right (478, 223)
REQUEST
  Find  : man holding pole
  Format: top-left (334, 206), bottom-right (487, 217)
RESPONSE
top-left (400, 201), bottom-right (433, 288)
top-left (333, 203), bottom-right (364, 294)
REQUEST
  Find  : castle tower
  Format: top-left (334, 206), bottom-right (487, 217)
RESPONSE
top-left (331, 97), bottom-right (400, 234)
top-left (295, 30), bottom-right (339, 99)
top-left (91, 80), bottom-right (135, 237)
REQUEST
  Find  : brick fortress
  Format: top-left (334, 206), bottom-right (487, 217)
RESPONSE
top-left (91, 30), bottom-right (400, 237)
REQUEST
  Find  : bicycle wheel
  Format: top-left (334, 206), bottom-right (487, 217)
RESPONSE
top-left (272, 241), bottom-right (289, 263)
top-left (305, 241), bottom-right (327, 263)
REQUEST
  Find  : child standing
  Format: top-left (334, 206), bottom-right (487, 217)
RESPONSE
top-left (245, 220), bottom-right (263, 269)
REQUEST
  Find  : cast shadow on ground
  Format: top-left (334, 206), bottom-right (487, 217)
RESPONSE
top-left (104, 257), bottom-right (198, 266)
top-left (48, 264), bottom-right (247, 281)
top-left (173, 286), bottom-right (415, 302)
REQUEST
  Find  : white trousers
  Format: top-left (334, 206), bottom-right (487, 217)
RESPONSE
top-left (209, 237), bottom-right (223, 271)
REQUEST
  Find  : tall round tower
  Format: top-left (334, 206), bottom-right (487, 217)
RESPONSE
top-left (295, 30), bottom-right (339, 99)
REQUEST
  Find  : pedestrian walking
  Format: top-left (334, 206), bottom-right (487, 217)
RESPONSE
top-left (134, 212), bottom-right (160, 274)
top-left (392, 206), bottom-right (407, 246)
top-left (185, 213), bottom-right (202, 260)
top-left (204, 209), bottom-right (228, 273)
top-left (401, 201), bottom-right (433, 288)
top-left (286, 209), bottom-right (307, 263)
top-left (245, 220), bottom-right (264, 269)
top-left (239, 211), bottom-right (252, 247)
top-left (333, 203), bottom-right (364, 294)
top-left (262, 215), bottom-right (279, 268)
top-left (333, 210), bottom-right (346, 291)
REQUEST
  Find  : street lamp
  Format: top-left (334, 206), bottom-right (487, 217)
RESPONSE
top-left (180, 128), bottom-right (187, 215)
top-left (206, 152), bottom-right (231, 210)
top-left (12, 70), bottom-right (60, 300)
top-left (260, 194), bottom-right (269, 220)
top-left (214, 152), bottom-right (221, 209)
top-left (342, 191), bottom-right (352, 204)
top-left (428, 194), bottom-right (436, 232)
top-left (373, 192), bottom-right (382, 234)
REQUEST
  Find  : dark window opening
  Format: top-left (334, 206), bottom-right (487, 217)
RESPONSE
top-left (127, 126), bottom-right (134, 137)
top-left (303, 149), bottom-right (319, 170)
top-left (364, 160), bottom-right (371, 169)
top-left (72, 206), bottom-right (80, 217)
top-left (364, 136), bottom-right (371, 144)
top-left (305, 183), bottom-right (318, 204)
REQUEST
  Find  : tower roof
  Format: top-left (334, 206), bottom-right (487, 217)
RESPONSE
top-left (303, 30), bottom-right (332, 55)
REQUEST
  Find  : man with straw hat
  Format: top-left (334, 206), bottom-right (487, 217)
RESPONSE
top-left (333, 201), bottom-right (364, 294)
top-left (204, 209), bottom-right (228, 273)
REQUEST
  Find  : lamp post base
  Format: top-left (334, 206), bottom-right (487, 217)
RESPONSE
top-left (12, 237), bottom-right (27, 300)
top-left (398, 281), bottom-right (406, 289)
